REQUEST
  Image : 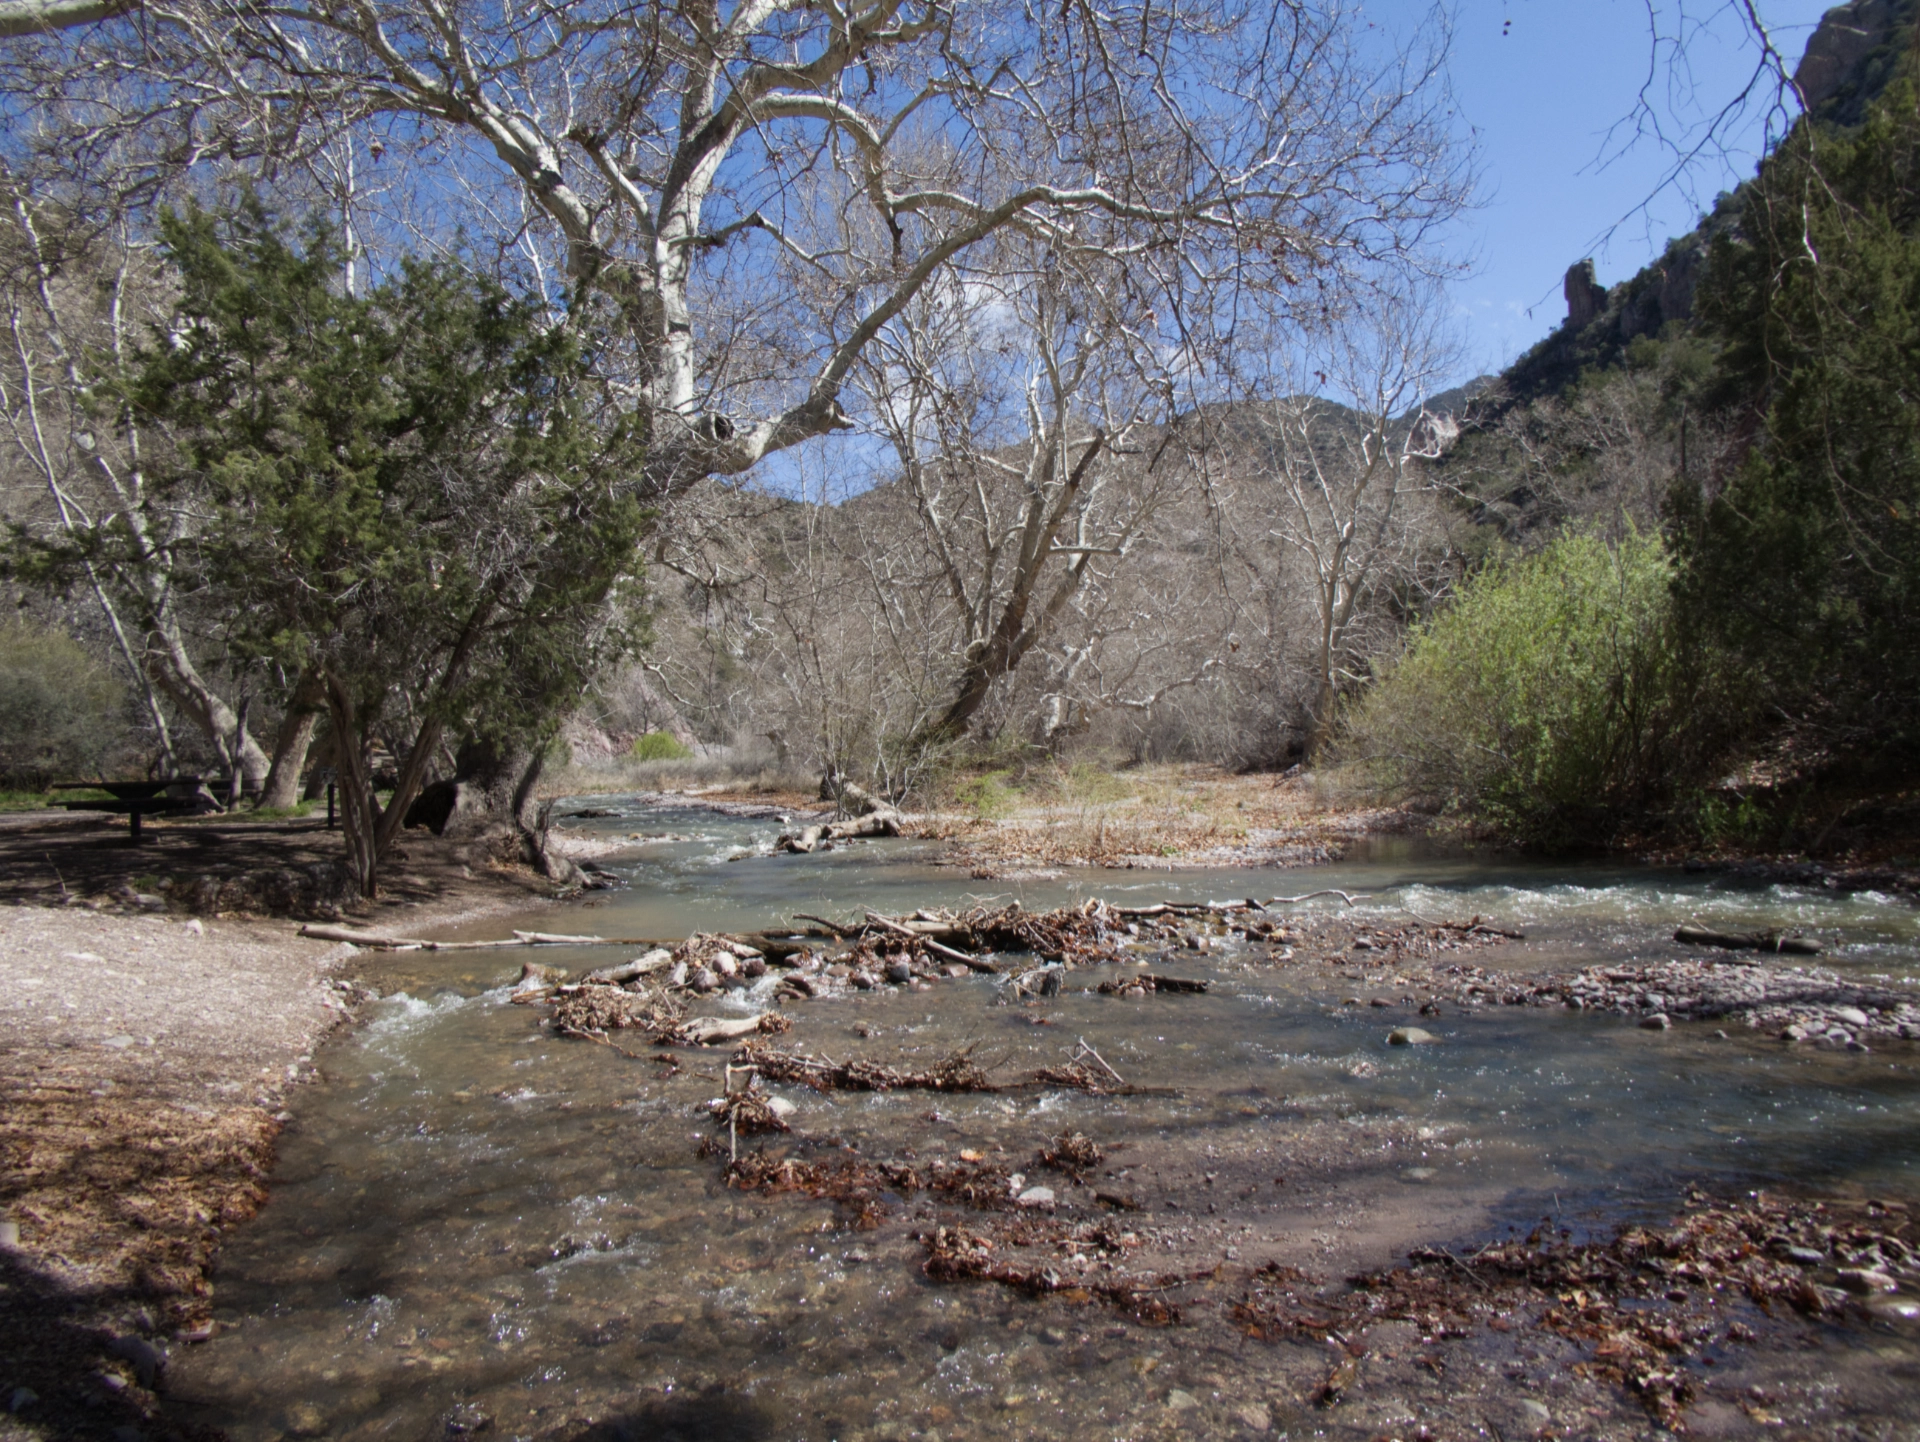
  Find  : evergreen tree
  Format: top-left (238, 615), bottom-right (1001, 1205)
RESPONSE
top-left (110, 201), bottom-right (648, 895)
top-left (1680, 62), bottom-right (1920, 775)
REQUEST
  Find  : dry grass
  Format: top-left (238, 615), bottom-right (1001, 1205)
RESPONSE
top-left (919, 763), bottom-right (1423, 871)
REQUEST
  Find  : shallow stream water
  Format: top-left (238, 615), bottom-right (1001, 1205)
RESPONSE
top-left (168, 806), bottom-right (1920, 1441)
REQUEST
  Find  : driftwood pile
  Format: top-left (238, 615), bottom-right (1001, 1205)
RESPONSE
top-left (737, 1042), bottom-right (998, 1094)
top-left (775, 808), bottom-right (903, 854)
top-left (1096, 973), bottom-right (1208, 998)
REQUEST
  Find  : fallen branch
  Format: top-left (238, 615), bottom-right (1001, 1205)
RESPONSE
top-left (1675, 925), bottom-right (1821, 956)
top-left (297, 923), bottom-right (672, 951)
top-left (1072, 1037), bottom-right (1125, 1085)
top-left (793, 912), bottom-right (859, 937)
top-left (867, 913), bottom-right (997, 971)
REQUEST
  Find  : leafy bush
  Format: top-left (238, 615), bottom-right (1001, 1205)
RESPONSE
top-left (0, 619), bottom-right (129, 787)
top-left (952, 769), bottom-right (1018, 819)
top-left (630, 730), bottom-right (693, 762)
top-left (1336, 529), bottom-right (1728, 845)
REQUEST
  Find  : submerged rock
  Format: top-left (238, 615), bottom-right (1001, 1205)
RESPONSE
top-left (1387, 1027), bottom-right (1437, 1046)
top-left (1837, 1267), bottom-right (1898, 1294)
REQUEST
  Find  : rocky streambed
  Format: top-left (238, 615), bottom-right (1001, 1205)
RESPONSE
top-left (137, 813), bottom-right (1920, 1440)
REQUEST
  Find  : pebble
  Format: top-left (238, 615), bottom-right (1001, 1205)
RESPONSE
top-left (1640, 1013), bottom-right (1672, 1030)
top-left (885, 960), bottom-right (913, 984)
top-left (688, 968), bottom-right (718, 993)
top-left (1166, 1389), bottom-right (1198, 1411)
top-left (284, 1401), bottom-right (328, 1437)
top-left (0, 1219), bottom-right (17, 1248)
top-left (1519, 1400), bottom-right (1551, 1422)
top-left (1039, 1325), bottom-right (1068, 1345)
top-left (1233, 1402), bottom-right (1272, 1432)
top-left (101, 1034), bottom-right (135, 1049)
top-left (1784, 1245), bottom-right (1825, 1266)
top-left (1016, 1186), bottom-right (1056, 1208)
top-left (1836, 1267), bottom-right (1899, 1294)
top-left (1387, 1027), bottom-right (1437, 1045)
top-left (1402, 1167), bottom-right (1437, 1183)
top-left (1833, 1007), bottom-right (1871, 1028)
top-left (1869, 1295), bottom-right (1920, 1322)
top-left (106, 1335), bottom-right (164, 1388)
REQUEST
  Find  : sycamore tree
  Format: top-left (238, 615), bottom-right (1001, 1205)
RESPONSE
top-left (105, 201), bottom-right (647, 896)
top-left (0, 0), bottom-right (1466, 498)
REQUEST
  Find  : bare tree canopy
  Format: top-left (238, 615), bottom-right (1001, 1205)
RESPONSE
top-left (0, 0), bottom-right (1465, 494)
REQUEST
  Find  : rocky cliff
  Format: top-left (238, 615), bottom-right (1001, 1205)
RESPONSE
top-left (1488, 0), bottom-right (1914, 408)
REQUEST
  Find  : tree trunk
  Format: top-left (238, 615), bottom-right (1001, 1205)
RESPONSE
top-left (260, 669), bottom-right (324, 809)
top-left (323, 679), bottom-right (381, 898)
top-left (146, 625), bottom-right (272, 790)
top-left (404, 736), bottom-right (581, 885)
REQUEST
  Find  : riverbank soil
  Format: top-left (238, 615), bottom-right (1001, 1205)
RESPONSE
top-left (0, 807), bottom-right (564, 918)
top-left (0, 846), bottom-right (564, 1441)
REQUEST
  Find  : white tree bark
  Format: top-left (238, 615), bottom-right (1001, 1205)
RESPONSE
top-left (0, 0), bottom-right (1467, 496)
top-left (0, 0), bottom-right (129, 36)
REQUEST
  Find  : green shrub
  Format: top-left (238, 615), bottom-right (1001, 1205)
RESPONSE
top-left (1336, 529), bottom-right (1728, 845)
top-left (630, 730), bottom-right (693, 762)
top-left (0, 619), bottom-right (129, 788)
top-left (953, 769), bottom-right (1018, 819)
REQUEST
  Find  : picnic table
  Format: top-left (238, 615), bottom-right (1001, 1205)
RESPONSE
top-left (50, 779), bottom-right (203, 843)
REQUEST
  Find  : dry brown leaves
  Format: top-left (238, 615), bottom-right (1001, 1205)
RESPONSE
top-left (550, 982), bottom-right (684, 1037)
top-left (735, 1043), bottom-right (997, 1093)
top-left (0, 1083), bottom-right (277, 1325)
top-left (1034, 1131), bottom-right (1103, 1181)
top-left (707, 1089), bottom-right (790, 1136)
top-left (1230, 1191), bottom-right (1911, 1429)
top-left (919, 1221), bottom-right (1207, 1325)
top-left (723, 1151), bottom-right (1014, 1229)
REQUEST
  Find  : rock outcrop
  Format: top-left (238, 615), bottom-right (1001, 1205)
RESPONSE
top-left (1796, 0), bottom-right (1908, 112)
top-left (1563, 259), bottom-right (1607, 329)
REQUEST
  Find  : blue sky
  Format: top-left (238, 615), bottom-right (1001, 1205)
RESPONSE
top-left (1440, 0), bottom-right (1837, 381)
top-left (756, 1), bottom-right (1840, 495)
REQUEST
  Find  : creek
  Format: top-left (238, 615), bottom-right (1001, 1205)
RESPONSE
top-left (167, 804), bottom-right (1920, 1440)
